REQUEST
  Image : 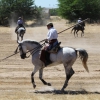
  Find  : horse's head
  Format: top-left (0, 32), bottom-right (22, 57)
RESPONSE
top-left (15, 40), bottom-right (42, 59)
top-left (17, 40), bottom-right (27, 59)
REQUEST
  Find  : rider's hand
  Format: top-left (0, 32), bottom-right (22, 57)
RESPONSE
top-left (45, 39), bottom-right (48, 43)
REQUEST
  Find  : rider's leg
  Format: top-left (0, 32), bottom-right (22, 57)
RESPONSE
top-left (40, 49), bottom-right (46, 65)
top-left (15, 26), bottom-right (19, 33)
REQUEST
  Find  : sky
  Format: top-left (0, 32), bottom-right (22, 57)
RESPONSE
top-left (34, 0), bottom-right (58, 8)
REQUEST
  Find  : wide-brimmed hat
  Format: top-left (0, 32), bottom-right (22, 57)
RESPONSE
top-left (79, 18), bottom-right (82, 20)
top-left (18, 17), bottom-right (22, 19)
top-left (46, 22), bottom-right (53, 27)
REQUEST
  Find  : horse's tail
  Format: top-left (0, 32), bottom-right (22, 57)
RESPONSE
top-left (76, 48), bottom-right (89, 72)
top-left (21, 29), bottom-right (25, 34)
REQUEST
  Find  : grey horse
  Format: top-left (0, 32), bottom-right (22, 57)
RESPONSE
top-left (16, 27), bottom-right (25, 42)
top-left (15, 39), bottom-right (89, 92)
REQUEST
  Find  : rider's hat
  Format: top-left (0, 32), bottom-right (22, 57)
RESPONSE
top-left (18, 17), bottom-right (22, 19)
top-left (46, 22), bottom-right (53, 27)
top-left (79, 18), bottom-right (82, 20)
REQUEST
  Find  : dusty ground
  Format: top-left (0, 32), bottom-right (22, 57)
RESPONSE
top-left (0, 18), bottom-right (100, 100)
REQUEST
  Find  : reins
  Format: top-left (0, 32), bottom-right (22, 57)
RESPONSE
top-left (24, 42), bottom-right (45, 58)
top-left (0, 51), bottom-right (19, 62)
top-left (0, 41), bottom-right (45, 62)
top-left (0, 18), bottom-right (88, 62)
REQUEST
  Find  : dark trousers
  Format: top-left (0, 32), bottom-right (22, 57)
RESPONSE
top-left (40, 40), bottom-right (58, 66)
top-left (40, 50), bottom-right (51, 66)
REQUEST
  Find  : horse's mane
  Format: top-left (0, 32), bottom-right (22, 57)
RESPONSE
top-left (21, 39), bottom-right (41, 46)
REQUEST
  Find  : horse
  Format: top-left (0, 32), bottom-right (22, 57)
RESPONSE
top-left (16, 27), bottom-right (26, 42)
top-left (71, 22), bottom-right (85, 37)
top-left (15, 39), bottom-right (89, 92)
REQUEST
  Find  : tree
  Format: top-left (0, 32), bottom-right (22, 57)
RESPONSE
top-left (0, 0), bottom-right (39, 25)
top-left (57, 0), bottom-right (100, 21)
top-left (49, 8), bottom-right (58, 16)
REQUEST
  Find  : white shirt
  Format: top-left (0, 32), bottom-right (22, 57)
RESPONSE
top-left (17, 19), bottom-right (23, 25)
top-left (47, 27), bottom-right (58, 41)
top-left (78, 19), bottom-right (82, 23)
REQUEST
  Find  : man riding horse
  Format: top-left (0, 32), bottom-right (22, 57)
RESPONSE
top-left (40, 22), bottom-right (60, 66)
top-left (15, 17), bottom-right (26, 33)
top-left (71, 18), bottom-right (86, 37)
top-left (77, 18), bottom-right (85, 30)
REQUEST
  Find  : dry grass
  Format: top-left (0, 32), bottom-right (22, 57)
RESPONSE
top-left (0, 17), bottom-right (100, 100)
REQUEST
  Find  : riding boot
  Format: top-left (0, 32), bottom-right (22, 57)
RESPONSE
top-left (40, 50), bottom-right (52, 66)
top-left (45, 51), bottom-right (52, 66)
top-left (40, 49), bottom-right (46, 65)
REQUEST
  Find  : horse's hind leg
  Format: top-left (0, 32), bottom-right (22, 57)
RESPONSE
top-left (67, 68), bottom-right (75, 81)
top-left (39, 68), bottom-right (51, 86)
top-left (61, 62), bottom-right (75, 92)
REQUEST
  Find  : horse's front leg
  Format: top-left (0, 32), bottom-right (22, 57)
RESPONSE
top-left (39, 68), bottom-right (51, 86)
top-left (74, 30), bottom-right (76, 37)
top-left (31, 66), bottom-right (40, 88)
top-left (81, 30), bottom-right (84, 37)
top-left (17, 33), bottom-right (19, 43)
top-left (21, 33), bottom-right (24, 41)
top-left (71, 28), bottom-right (74, 33)
top-left (21, 35), bottom-right (23, 41)
top-left (31, 72), bottom-right (36, 88)
top-left (76, 30), bottom-right (78, 37)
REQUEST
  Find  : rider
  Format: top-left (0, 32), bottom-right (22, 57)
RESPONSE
top-left (40, 22), bottom-right (58, 66)
top-left (77, 18), bottom-right (82, 23)
top-left (15, 17), bottom-right (25, 33)
top-left (77, 18), bottom-right (85, 29)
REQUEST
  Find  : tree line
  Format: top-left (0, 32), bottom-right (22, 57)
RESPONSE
top-left (0, 0), bottom-right (41, 26)
top-left (57, 0), bottom-right (100, 22)
top-left (0, 0), bottom-right (100, 26)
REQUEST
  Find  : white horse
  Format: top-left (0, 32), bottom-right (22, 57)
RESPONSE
top-left (16, 27), bottom-right (26, 42)
top-left (15, 39), bottom-right (89, 92)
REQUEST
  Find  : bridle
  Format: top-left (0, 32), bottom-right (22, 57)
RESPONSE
top-left (15, 42), bottom-right (45, 59)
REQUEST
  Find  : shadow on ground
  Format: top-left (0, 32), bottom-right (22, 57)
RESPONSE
top-left (34, 89), bottom-right (100, 95)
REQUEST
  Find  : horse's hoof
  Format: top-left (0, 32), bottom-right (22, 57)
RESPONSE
top-left (33, 84), bottom-right (36, 88)
top-left (61, 89), bottom-right (65, 93)
top-left (47, 83), bottom-right (51, 86)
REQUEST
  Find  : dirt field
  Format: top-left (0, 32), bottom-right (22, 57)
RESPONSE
top-left (0, 18), bottom-right (100, 100)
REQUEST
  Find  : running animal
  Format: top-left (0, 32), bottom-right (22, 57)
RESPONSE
top-left (15, 39), bottom-right (89, 92)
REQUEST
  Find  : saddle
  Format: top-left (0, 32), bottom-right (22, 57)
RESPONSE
top-left (40, 42), bottom-right (61, 66)
top-left (48, 42), bottom-right (61, 53)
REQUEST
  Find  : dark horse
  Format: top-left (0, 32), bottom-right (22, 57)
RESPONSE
top-left (71, 22), bottom-right (85, 37)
